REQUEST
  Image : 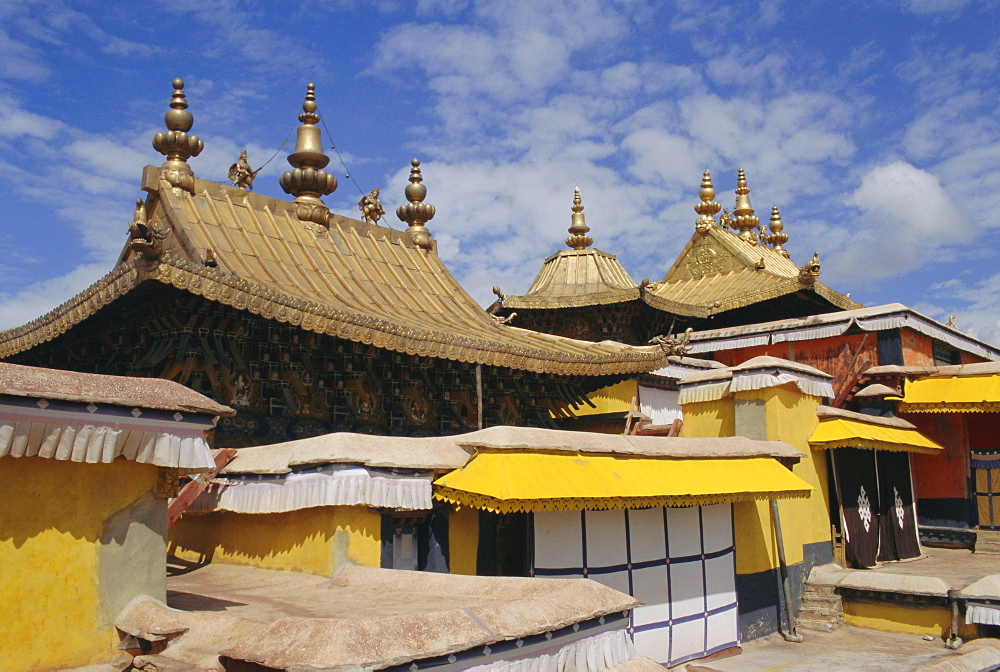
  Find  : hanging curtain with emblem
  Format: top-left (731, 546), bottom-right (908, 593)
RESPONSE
top-left (834, 448), bottom-right (880, 568)
top-left (875, 450), bottom-right (920, 562)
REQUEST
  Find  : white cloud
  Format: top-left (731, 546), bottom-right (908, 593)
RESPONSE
top-left (926, 272), bottom-right (1000, 346)
top-left (828, 161), bottom-right (973, 282)
top-left (0, 262), bottom-right (111, 330)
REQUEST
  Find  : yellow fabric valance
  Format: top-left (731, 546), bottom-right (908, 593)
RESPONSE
top-left (809, 417), bottom-right (943, 454)
top-left (893, 376), bottom-right (1000, 413)
top-left (433, 451), bottom-right (812, 513)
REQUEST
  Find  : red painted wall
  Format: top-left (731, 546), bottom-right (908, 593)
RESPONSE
top-left (714, 334), bottom-right (876, 398)
top-left (907, 413), bottom-right (968, 500)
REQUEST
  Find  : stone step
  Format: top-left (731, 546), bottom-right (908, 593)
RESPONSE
top-left (797, 619), bottom-right (840, 633)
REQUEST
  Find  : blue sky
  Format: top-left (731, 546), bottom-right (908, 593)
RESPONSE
top-left (1, 0), bottom-right (998, 343)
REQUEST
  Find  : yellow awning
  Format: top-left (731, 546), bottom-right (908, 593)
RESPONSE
top-left (894, 376), bottom-right (1000, 413)
top-left (433, 451), bottom-right (812, 513)
top-left (809, 417), bottom-right (943, 454)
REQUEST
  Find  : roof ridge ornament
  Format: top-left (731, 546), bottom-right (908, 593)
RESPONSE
top-left (759, 205), bottom-right (790, 258)
top-left (729, 169), bottom-right (760, 243)
top-left (694, 170), bottom-right (722, 231)
top-left (279, 83), bottom-right (338, 227)
top-left (396, 158), bottom-right (435, 250)
top-left (152, 78), bottom-right (204, 193)
top-left (565, 187), bottom-right (594, 250)
top-left (798, 252), bottom-right (821, 285)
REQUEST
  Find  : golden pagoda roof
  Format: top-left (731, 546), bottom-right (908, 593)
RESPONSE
top-left (645, 224), bottom-right (860, 317)
top-left (0, 172), bottom-right (665, 375)
top-left (644, 170), bottom-right (859, 317)
top-left (0, 82), bottom-right (666, 377)
top-left (498, 172), bottom-right (859, 319)
top-left (504, 249), bottom-right (640, 309)
top-left (502, 188), bottom-right (639, 310)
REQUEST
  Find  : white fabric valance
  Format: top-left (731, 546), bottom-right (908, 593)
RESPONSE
top-left (967, 603), bottom-right (1000, 626)
top-left (688, 335), bottom-right (768, 354)
top-left (189, 463), bottom-right (435, 514)
top-left (0, 420), bottom-right (214, 472)
top-left (467, 629), bottom-right (632, 672)
top-left (677, 382), bottom-right (731, 405)
top-left (731, 371), bottom-right (835, 399)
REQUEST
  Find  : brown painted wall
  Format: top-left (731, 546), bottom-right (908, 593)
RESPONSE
top-left (900, 331), bottom-right (935, 367)
top-left (715, 334), bottom-right (876, 396)
top-left (907, 413), bottom-right (968, 500)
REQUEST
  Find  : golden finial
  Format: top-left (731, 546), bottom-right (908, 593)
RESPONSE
top-left (947, 315), bottom-right (957, 329)
top-left (280, 83), bottom-right (338, 226)
top-left (565, 187), bottom-right (594, 250)
top-left (396, 158), bottom-right (435, 250)
top-left (152, 78), bottom-right (204, 191)
top-left (760, 205), bottom-right (790, 258)
top-left (729, 169), bottom-right (760, 242)
top-left (694, 170), bottom-right (722, 231)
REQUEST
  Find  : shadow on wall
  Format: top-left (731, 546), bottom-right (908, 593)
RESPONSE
top-left (168, 506), bottom-right (381, 576)
top-left (0, 458), bottom-right (158, 549)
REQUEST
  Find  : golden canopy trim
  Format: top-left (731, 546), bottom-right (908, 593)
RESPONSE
top-left (433, 450), bottom-right (812, 513)
top-left (809, 416), bottom-right (944, 454)
top-left (893, 375), bottom-right (1000, 414)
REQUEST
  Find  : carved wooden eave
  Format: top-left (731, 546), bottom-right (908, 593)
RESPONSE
top-left (645, 225), bottom-right (860, 317)
top-left (0, 169), bottom-right (666, 376)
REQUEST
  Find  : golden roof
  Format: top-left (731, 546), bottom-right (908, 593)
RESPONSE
top-left (500, 171), bottom-right (859, 319)
top-left (0, 172), bottom-right (664, 375)
top-left (0, 82), bottom-right (665, 377)
top-left (645, 170), bottom-right (860, 316)
top-left (502, 189), bottom-right (639, 310)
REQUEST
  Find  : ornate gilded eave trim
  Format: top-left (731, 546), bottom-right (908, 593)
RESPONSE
top-left (0, 259), bottom-right (145, 359)
top-left (503, 288), bottom-right (642, 310)
top-left (0, 254), bottom-right (665, 376)
top-left (148, 255), bottom-right (665, 376)
top-left (644, 278), bottom-right (860, 317)
top-left (813, 283), bottom-right (864, 311)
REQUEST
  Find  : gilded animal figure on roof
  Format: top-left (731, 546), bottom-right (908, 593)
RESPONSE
top-left (358, 188), bottom-right (385, 224)
top-left (228, 150), bottom-right (261, 191)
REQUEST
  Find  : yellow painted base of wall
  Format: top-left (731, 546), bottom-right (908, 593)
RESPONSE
top-left (843, 601), bottom-right (953, 637)
top-left (169, 505), bottom-right (381, 577)
top-left (0, 457), bottom-right (158, 672)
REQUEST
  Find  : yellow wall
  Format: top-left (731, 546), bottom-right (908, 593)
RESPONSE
top-left (448, 505), bottom-right (479, 575)
top-left (0, 457), bottom-right (159, 671)
top-left (843, 601), bottom-right (978, 639)
top-left (733, 385), bottom-right (828, 575)
top-left (561, 379), bottom-right (637, 417)
top-left (680, 384), bottom-right (830, 576)
top-left (679, 398), bottom-right (735, 438)
top-left (169, 505), bottom-right (381, 577)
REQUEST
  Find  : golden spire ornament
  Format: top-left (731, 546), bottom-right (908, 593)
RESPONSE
top-left (760, 205), bottom-right (790, 258)
top-left (565, 188), bottom-right (593, 250)
top-left (279, 83), bottom-right (338, 226)
top-left (152, 78), bottom-right (204, 192)
top-left (396, 158), bottom-right (435, 250)
top-left (729, 169), bottom-right (760, 242)
top-left (694, 170), bottom-right (722, 231)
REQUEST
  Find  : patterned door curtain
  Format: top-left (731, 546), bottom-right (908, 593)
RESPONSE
top-left (875, 450), bottom-right (921, 562)
top-left (835, 448), bottom-right (881, 568)
top-left (973, 451), bottom-right (1000, 530)
top-left (532, 504), bottom-right (739, 668)
top-left (834, 448), bottom-right (921, 568)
